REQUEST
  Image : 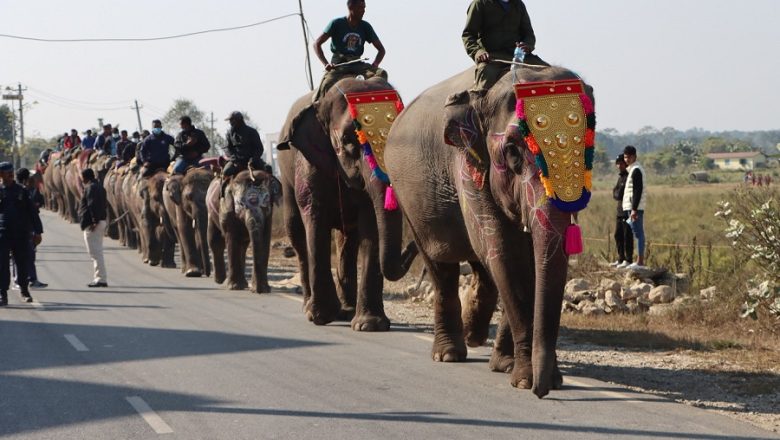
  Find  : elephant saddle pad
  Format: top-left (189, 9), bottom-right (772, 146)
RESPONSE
top-left (345, 90), bottom-right (403, 174)
top-left (514, 79), bottom-right (593, 207)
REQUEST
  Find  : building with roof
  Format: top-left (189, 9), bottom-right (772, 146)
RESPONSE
top-left (705, 151), bottom-right (766, 170)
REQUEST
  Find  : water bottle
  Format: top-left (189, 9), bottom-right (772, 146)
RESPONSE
top-left (512, 45), bottom-right (526, 71)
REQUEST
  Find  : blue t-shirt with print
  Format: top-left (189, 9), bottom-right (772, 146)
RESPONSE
top-left (325, 17), bottom-right (378, 61)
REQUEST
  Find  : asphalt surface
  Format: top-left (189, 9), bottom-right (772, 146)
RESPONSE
top-left (0, 210), bottom-right (776, 440)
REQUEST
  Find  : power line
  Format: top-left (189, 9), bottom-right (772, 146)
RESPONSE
top-left (27, 86), bottom-right (131, 107)
top-left (0, 13), bottom-right (300, 43)
top-left (26, 93), bottom-right (130, 111)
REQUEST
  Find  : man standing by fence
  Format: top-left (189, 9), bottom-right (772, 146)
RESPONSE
top-left (611, 155), bottom-right (633, 268)
top-left (622, 146), bottom-right (647, 269)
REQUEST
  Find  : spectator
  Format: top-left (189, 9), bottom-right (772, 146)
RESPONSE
top-left (622, 145), bottom-right (647, 269)
top-left (610, 155), bottom-right (633, 268)
top-left (78, 168), bottom-right (108, 288)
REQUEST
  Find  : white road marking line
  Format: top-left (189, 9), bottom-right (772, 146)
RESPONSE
top-left (279, 293), bottom-right (304, 303)
top-left (63, 334), bottom-right (89, 352)
top-left (125, 396), bottom-right (174, 434)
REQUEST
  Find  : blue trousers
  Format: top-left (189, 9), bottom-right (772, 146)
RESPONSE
top-left (625, 210), bottom-right (645, 260)
top-left (173, 157), bottom-right (202, 175)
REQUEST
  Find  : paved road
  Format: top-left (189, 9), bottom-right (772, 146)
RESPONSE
top-left (0, 210), bottom-right (776, 440)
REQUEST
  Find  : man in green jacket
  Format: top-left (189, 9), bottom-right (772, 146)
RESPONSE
top-left (449, 0), bottom-right (548, 105)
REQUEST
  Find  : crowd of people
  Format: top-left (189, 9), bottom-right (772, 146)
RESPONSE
top-left (744, 171), bottom-right (773, 187)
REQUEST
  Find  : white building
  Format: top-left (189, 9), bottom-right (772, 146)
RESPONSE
top-left (264, 132), bottom-right (280, 176)
top-left (706, 151), bottom-right (767, 170)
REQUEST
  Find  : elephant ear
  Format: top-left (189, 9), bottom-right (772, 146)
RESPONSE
top-left (278, 104), bottom-right (337, 175)
top-left (443, 104), bottom-right (488, 164)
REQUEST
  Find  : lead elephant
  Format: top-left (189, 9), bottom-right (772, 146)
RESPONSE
top-left (206, 170), bottom-right (279, 293)
top-left (383, 65), bottom-right (595, 398)
top-left (163, 169), bottom-right (212, 278)
top-left (277, 77), bottom-right (417, 331)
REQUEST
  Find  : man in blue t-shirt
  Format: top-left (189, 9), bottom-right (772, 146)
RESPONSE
top-left (312, 0), bottom-right (387, 101)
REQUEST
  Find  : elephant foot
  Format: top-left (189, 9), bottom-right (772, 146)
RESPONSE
top-left (431, 333), bottom-right (467, 362)
top-left (337, 307), bottom-right (356, 322)
top-left (214, 274), bottom-right (226, 285)
top-left (351, 313), bottom-right (390, 332)
top-left (305, 297), bottom-right (342, 326)
top-left (251, 283), bottom-right (272, 294)
top-left (489, 350), bottom-right (515, 373)
top-left (227, 280), bottom-right (249, 291)
top-left (510, 364), bottom-right (534, 390)
top-left (185, 268), bottom-right (202, 278)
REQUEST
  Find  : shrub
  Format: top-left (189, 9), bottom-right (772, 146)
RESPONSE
top-left (716, 187), bottom-right (780, 324)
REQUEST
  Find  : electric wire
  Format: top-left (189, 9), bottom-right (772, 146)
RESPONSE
top-left (0, 13), bottom-right (300, 43)
top-left (27, 86), bottom-right (132, 107)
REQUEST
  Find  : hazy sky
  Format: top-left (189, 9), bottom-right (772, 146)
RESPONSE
top-left (2, 0), bottom-right (779, 141)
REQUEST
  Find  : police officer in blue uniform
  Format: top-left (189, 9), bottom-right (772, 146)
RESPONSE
top-left (0, 162), bottom-right (43, 306)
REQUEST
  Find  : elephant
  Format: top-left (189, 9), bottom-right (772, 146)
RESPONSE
top-left (277, 77), bottom-right (417, 331)
top-left (163, 169), bottom-right (212, 278)
top-left (382, 65), bottom-right (595, 398)
top-left (143, 170), bottom-right (177, 268)
top-left (206, 169), bottom-right (280, 293)
top-left (105, 166), bottom-right (138, 249)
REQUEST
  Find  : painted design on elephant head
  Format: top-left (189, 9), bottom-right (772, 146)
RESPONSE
top-left (458, 154), bottom-right (502, 261)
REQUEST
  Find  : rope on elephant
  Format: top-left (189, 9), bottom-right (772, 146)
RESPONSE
top-left (492, 59), bottom-right (549, 68)
top-left (110, 211), bottom-right (131, 225)
top-left (583, 236), bottom-right (731, 249)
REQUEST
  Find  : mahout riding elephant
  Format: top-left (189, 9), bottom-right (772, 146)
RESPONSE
top-left (277, 77), bottom-right (417, 331)
top-left (206, 169), bottom-right (280, 293)
top-left (163, 169), bottom-right (212, 278)
top-left (383, 65), bottom-right (595, 398)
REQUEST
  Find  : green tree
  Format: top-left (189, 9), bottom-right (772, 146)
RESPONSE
top-left (0, 105), bottom-right (14, 161)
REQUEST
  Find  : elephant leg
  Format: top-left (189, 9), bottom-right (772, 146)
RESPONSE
top-left (489, 314), bottom-right (515, 373)
top-left (482, 233), bottom-right (535, 391)
top-left (334, 229), bottom-right (358, 320)
top-left (208, 219), bottom-right (227, 285)
top-left (462, 261), bottom-right (499, 348)
top-left (284, 190), bottom-right (311, 305)
top-left (160, 234), bottom-right (177, 268)
top-left (304, 217), bottom-right (341, 326)
top-left (226, 229), bottom-right (249, 291)
top-left (194, 211), bottom-right (211, 277)
top-left (178, 209), bottom-right (201, 277)
top-left (427, 258), bottom-right (467, 362)
top-left (351, 210), bottom-right (389, 332)
top-left (249, 213), bottom-right (272, 294)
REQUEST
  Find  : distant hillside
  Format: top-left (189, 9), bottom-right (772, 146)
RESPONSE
top-left (597, 127), bottom-right (780, 157)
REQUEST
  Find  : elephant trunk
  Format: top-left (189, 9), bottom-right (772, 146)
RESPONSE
top-left (370, 183), bottom-right (417, 281)
top-left (529, 206), bottom-right (570, 399)
top-left (195, 207), bottom-right (211, 277)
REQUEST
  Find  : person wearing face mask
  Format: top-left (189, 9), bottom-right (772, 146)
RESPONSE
top-left (94, 124), bottom-right (116, 156)
top-left (138, 119), bottom-right (174, 178)
top-left (111, 128), bottom-right (121, 156)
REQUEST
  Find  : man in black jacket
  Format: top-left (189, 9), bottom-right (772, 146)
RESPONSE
top-left (78, 168), bottom-right (108, 288)
top-left (172, 116), bottom-right (210, 175)
top-left (0, 162), bottom-right (43, 306)
top-left (14, 168), bottom-right (48, 289)
top-left (223, 111), bottom-right (266, 178)
top-left (610, 155), bottom-right (633, 267)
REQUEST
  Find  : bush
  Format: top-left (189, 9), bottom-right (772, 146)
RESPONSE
top-left (716, 187), bottom-right (780, 324)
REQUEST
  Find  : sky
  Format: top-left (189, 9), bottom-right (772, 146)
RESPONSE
top-left (1, 0), bottom-right (779, 142)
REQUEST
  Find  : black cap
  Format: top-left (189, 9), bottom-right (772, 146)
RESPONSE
top-left (0, 162), bottom-right (14, 172)
top-left (615, 154), bottom-right (626, 164)
top-left (225, 111), bottom-right (243, 121)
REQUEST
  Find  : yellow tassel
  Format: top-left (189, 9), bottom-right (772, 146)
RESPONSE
top-left (584, 170), bottom-right (592, 191)
top-left (540, 175), bottom-right (555, 198)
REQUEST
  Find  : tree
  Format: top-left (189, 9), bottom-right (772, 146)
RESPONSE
top-left (0, 105), bottom-right (14, 161)
top-left (162, 98), bottom-right (225, 154)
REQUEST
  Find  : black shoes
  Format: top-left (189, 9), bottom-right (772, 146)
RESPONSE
top-left (30, 281), bottom-right (48, 288)
top-left (88, 282), bottom-right (108, 288)
top-left (20, 292), bottom-right (33, 303)
top-left (0, 293), bottom-right (7, 307)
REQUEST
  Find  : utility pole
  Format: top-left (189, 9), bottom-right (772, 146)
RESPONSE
top-left (134, 100), bottom-right (143, 132)
top-left (298, 0), bottom-right (314, 91)
top-left (209, 112), bottom-right (217, 155)
top-left (2, 84), bottom-right (25, 166)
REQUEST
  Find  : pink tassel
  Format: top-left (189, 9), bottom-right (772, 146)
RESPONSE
top-left (515, 99), bottom-right (525, 120)
top-left (564, 224), bottom-right (583, 256)
top-left (579, 94), bottom-right (594, 115)
top-left (384, 186), bottom-right (399, 211)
